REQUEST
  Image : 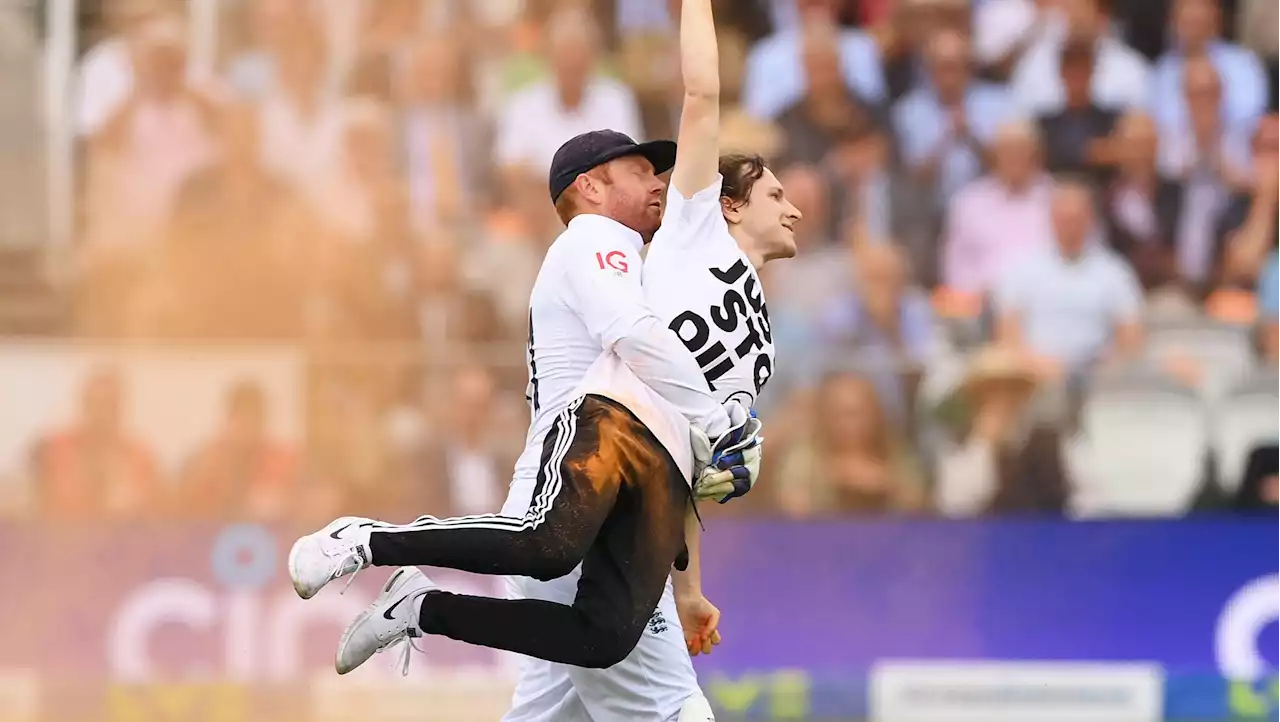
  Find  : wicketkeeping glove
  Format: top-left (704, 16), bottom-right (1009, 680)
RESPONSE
top-left (690, 401), bottom-right (763, 504)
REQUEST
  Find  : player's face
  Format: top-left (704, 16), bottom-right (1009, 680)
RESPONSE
top-left (600, 156), bottom-right (665, 237)
top-left (738, 168), bottom-right (802, 261)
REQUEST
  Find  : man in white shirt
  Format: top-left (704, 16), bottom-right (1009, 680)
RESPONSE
top-left (494, 8), bottom-right (644, 179)
top-left (1009, 0), bottom-right (1149, 115)
top-left (995, 179), bottom-right (1144, 372)
top-left (286, 124), bottom-right (761, 679)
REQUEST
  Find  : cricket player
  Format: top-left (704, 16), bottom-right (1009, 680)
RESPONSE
top-left (502, 1), bottom-right (802, 719)
top-left (286, 116), bottom-right (765, 681)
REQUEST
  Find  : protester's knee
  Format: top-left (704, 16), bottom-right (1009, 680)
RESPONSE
top-left (525, 536), bottom-right (589, 581)
top-left (575, 623), bottom-right (643, 669)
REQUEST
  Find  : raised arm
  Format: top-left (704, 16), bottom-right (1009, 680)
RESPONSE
top-left (669, 0), bottom-right (721, 198)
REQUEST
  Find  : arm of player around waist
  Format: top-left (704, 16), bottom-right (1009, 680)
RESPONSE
top-left (560, 230), bottom-right (732, 438)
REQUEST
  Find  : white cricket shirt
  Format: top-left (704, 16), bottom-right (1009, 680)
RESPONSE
top-left (509, 214), bottom-right (731, 505)
top-left (645, 176), bottom-right (776, 408)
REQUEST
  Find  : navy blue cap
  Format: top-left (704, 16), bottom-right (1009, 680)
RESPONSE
top-left (548, 130), bottom-right (677, 202)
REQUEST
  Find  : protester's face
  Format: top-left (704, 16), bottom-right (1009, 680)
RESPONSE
top-left (732, 167), bottom-right (802, 260)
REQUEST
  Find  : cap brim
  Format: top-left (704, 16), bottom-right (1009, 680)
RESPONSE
top-left (602, 139), bottom-right (678, 175)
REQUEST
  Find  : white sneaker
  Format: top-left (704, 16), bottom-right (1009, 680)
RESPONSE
top-left (287, 516), bottom-right (375, 600)
top-left (335, 566), bottom-right (437, 675)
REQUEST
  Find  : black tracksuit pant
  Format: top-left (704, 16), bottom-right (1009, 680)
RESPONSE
top-left (367, 395), bottom-right (690, 669)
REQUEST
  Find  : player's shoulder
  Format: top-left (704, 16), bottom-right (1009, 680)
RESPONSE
top-left (550, 215), bottom-right (640, 254)
top-left (544, 216), bottom-right (642, 278)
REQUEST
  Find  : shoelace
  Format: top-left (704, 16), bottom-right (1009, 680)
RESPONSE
top-left (393, 635), bottom-right (426, 676)
top-left (380, 589), bottom-right (431, 676)
top-left (332, 550), bottom-right (366, 595)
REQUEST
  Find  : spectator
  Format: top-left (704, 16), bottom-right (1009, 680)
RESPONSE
top-left (1233, 443), bottom-right (1279, 512)
top-left (815, 243), bottom-right (937, 426)
top-left (398, 366), bottom-right (515, 517)
top-left (1010, 0), bottom-right (1149, 115)
top-left (283, 100), bottom-right (420, 342)
top-left (493, 8), bottom-right (642, 179)
top-left (32, 368), bottom-right (161, 520)
top-left (1103, 112), bottom-right (1186, 290)
top-left (941, 120), bottom-right (1054, 295)
top-left (973, 0), bottom-right (1063, 78)
top-left (344, 0), bottom-right (427, 102)
top-left (415, 239), bottom-right (509, 346)
top-left (336, 101), bottom-right (415, 247)
top-left (177, 381), bottom-right (299, 520)
top-left (742, 0), bottom-right (885, 119)
top-left (1223, 114), bottom-right (1278, 282)
top-left (465, 171), bottom-right (563, 330)
top-left (84, 15), bottom-right (221, 254)
top-left (995, 179), bottom-right (1144, 375)
top-left (776, 370), bottom-right (924, 516)
top-left (1149, 0), bottom-right (1267, 135)
top-left (225, 0), bottom-right (308, 100)
top-left (300, 379), bottom-right (387, 522)
top-left (878, 0), bottom-right (971, 102)
top-left (1235, 0), bottom-right (1278, 109)
top-left (75, 0), bottom-right (165, 138)
top-left (155, 104), bottom-right (311, 338)
top-left (1037, 39), bottom-right (1120, 180)
top-left (894, 29), bottom-right (1012, 207)
top-left (935, 346), bottom-right (1071, 515)
top-left (1157, 57), bottom-right (1254, 291)
top-left (1258, 251), bottom-right (1279, 363)
top-left (776, 18), bottom-right (888, 169)
top-left (254, 15), bottom-right (346, 202)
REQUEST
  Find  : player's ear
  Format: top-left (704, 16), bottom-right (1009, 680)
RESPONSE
top-left (720, 196), bottom-right (742, 225)
top-left (573, 174), bottom-right (597, 205)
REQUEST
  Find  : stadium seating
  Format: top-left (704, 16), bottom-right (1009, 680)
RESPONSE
top-left (1143, 320), bottom-right (1256, 403)
top-left (1068, 368), bottom-right (1209, 517)
top-left (1212, 369), bottom-right (1280, 493)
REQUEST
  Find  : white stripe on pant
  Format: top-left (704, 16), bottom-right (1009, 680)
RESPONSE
top-left (367, 396), bottom-right (584, 539)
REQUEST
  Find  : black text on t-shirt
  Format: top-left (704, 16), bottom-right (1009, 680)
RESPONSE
top-left (667, 258), bottom-right (773, 396)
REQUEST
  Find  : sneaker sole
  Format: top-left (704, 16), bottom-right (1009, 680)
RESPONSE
top-left (288, 517), bottom-right (363, 600)
top-left (287, 535), bottom-right (318, 600)
top-left (335, 567), bottom-right (425, 675)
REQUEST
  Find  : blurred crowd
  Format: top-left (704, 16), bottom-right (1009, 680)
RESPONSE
top-left (10, 0), bottom-right (1279, 523)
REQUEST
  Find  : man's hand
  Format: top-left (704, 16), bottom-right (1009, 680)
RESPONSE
top-left (690, 401), bottom-right (763, 503)
top-left (676, 594), bottom-right (722, 657)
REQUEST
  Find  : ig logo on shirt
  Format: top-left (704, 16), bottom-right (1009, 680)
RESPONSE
top-left (596, 251), bottom-right (629, 276)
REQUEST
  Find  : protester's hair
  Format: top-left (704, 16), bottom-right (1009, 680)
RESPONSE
top-left (718, 153), bottom-right (768, 209)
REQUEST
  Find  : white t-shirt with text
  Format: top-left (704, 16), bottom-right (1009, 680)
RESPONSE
top-left (645, 176), bottom-right (776, 409)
